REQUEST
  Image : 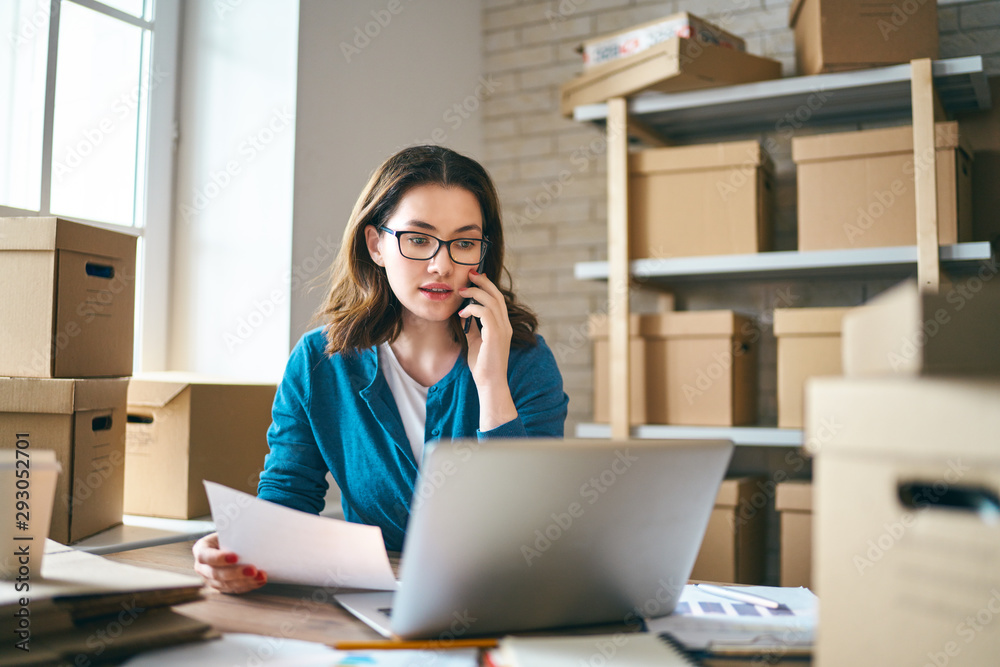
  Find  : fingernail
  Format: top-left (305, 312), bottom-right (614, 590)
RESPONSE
top-left (225, 554), bottom-right (238, 564)
top-left (470, 269), bottom-right (479, 275)
top-left (255, 571), bottom-right (266, 582)
top-left (243, 566), bottom-right (256, 576)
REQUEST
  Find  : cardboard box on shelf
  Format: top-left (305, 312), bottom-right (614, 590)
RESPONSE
top-left (691, 477), bottom-right (766, 585)
top-left (559, 37), bottom-right (781, 117)
top-left (644, 311), bottom-right (757, 426)
top-left (774, 307), bottom-right (851, 429)
top-left (125, 373), bottom-right (276, 519)
top-left (775, 480), bottom-right (813, 589)
top-left (792, 122), bottom-right (973, 252)
top-left (0, 377), bottom-right (129, 544)
top-left (629, 141), bottom-right (774, 259)
top-left (590, 315), bottom-right (647, 426)
top-left (805, 376), bottom-right (1000, 667)
top-left (578, 12), bottom-right (745, 70)
top-left (842, 279), bottom-right (1000, 378)
top-left (789, 0), bottom-right (938, 75)
top-left (0, 217), bottom-right (137, 378)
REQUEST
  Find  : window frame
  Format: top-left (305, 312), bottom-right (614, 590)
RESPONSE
top-left (0, 0), bottom-right (181, 372)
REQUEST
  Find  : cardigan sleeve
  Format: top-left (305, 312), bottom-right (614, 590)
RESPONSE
top-left (478, 335), bottom-right (568, 440)
top-left (257, 336), bottom-right (330, 514)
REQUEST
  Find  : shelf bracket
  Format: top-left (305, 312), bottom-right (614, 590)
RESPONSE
top-left (911, 58), bottom-right (944, 294)
top-left (607, 97), bottom-right (631, 440)
top-left (627, 116), bottom-right (672, 148)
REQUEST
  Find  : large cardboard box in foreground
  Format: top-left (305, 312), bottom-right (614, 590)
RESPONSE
top-left (578, 12), bottom-right (745, 70)
top-left (691, 477), bottom-right (766, 584)
top-left (775, 480), bottom-right (813, 588)
top-left (560, 37), bottom-right (781, 116)
top-left (789, 0), bottom-right (938, 75)
top-left (774, 307), bottom-right (851, 428)
top-left (125, 373), bottom-right (276, 518)
top-left (792, 122), bottom-right (973, 252)
top-left (806, 376), bottom-right (1000, 666)
top-left (842, 278), bottom-right (1000, 377)
top-left (0, 217), bottom-right (137, 378)
top-left (0, 377), bottom-right (128, 543)
top-left (629, 141), bottom-right (774, 259)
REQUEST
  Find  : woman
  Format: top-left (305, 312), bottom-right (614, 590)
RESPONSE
top-left (193, 145), bottom-right (569, 593)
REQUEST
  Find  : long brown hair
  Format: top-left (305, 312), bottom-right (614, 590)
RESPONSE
top-left (315, 145), bottom-right (538, 356)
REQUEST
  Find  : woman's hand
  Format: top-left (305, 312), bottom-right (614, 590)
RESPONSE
top-left (458, 270), bottom-right (517, 430)
top-left (192, 532), bottom-right (267, 594)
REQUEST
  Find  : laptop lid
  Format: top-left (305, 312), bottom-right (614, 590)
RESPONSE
top-left (388, 437), bottom-right (733, 639)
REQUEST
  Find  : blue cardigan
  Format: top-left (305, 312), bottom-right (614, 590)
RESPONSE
top-left (257, 327), bottom-right (569, 551)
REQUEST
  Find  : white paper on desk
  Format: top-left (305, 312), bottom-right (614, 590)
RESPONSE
top-left (205, 482), bottom-right (397, 591)
top-left (645, 585), bottom-right (817, 652)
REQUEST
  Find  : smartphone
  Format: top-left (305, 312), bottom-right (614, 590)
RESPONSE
top-left (461, 262), bottom-right (483, 334)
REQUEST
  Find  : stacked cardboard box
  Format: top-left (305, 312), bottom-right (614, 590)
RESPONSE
top-left (807, 278), bottom-right (1000, 666)
top-left (690, 477), bottom-right (767, 584)
top-left (0, 217), bottom-right (137, 543)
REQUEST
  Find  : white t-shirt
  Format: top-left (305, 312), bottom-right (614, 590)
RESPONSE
top-left (378, 342), bottom-right (429, 463)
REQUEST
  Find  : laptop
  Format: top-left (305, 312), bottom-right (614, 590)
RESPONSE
top-left (335, 437), bottom-right (733, 639)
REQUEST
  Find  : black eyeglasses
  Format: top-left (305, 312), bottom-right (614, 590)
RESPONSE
top-left (380, 227), bottom-right (488, 266)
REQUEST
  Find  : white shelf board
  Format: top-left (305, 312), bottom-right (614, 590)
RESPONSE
top-left (576, 422), bottom-right (803, 447)
top-left (574, 242), bottom-right (995, 282)
top-left (573, 57), bottom-right (991, 140)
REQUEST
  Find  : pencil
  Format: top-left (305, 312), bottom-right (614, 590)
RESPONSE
top-left (333, 638), bottom-right (499, 650)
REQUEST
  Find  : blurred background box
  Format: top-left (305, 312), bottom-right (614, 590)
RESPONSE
top-left (590, 314), bottom-right (647, 426)
top-left (774, 307), bottom-right (851, 428)
top-left (643, 311), bottom-right (757, 426)
top-left (806, 376), bottom-right (1000, 667)
top-left (0, 377), bottom-right (128, 543)
top-left (842, 279), bottom-right (1000, 378)
top-left (775, 480), bottom-right (813, 588)
top-left (691, 476), bottom-right (766, 584)
top-left (0, 217), bottom-right (137, 379)
top-left (629, 141), bottom-right (774, 259)
top-left (125, 373), bottom-right (276, 519)
top-left (792, 122), bottom-right (972, 252)
top-left (789, 0), bottom-right (938, 75)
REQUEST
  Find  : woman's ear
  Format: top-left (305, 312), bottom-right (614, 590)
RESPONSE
top-left (365, 225), bottom-right (385, 267)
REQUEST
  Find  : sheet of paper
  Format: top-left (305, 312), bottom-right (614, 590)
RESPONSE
top-left (205, 482), bottom-right (397, 591)
top-left (645, 585), bottom-right (817, 652)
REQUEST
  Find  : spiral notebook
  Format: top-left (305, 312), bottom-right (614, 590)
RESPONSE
top-left (496, 632), bottom-right (696, 666)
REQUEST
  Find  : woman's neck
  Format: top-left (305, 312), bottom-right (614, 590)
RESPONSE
top-left (389, 313), bottom-right (460, 387)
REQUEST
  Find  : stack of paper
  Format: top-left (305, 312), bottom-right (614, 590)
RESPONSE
top-left (494, 633), bottom-right (696, 666)
top-left (0, 541), bottom-right (214, 666)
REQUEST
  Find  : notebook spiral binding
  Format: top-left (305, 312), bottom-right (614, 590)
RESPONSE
top-left (658, 632), bottom-right (701, 666)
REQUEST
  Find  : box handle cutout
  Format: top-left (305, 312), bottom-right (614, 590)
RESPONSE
top-left (127, 414), bottom-right (154, 425)
top-left (898, 482), bottom-right (1000, 523)
top-left (91, 415), bottom-right (113, 431)
top-left (86, 262), bottom-right (115, 279)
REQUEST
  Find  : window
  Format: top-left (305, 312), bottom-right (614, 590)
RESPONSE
top-left (0, 0), bottom-right (180, 370)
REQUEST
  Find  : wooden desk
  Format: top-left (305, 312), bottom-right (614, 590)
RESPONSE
top-left (104, 540), bottom-right (382, 645)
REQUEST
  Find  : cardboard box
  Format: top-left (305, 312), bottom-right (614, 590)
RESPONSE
top-left (125, 373), bottom-right (276, 518)
top-left (959, 75), bottom-right (1000, 244)
top-left (560, 37), bottom-right (781, 116)
top-left (691, 477), bottom-right (766, 584)
top-left (775, 480), bottom-right (813, 588)
top-left (789, 0), bottom-right (938, 75)
top-left (579, 12), bottom-right (745, 70)
top-left (842, 279), bottom-right (1000, 378)
top-left (644, 311), bottom-right (757, 426)
top-left (793, 122), bottom-right (973, 252)
top-left (590, 315), bottom-right (647, 425)
top-left (629, 141), bottom-right (774, 259)
top-left (805, 376), bottom-right (1000, 666)
top-left (0, 217), bottom-right (137, 378)
top-left (0, 377), bottom-right (128, 543)
top-left (774, 307), bottom-right (851, 428)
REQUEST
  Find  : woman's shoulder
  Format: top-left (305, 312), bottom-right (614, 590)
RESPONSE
top-left (509, 333), bottom-right (560, 369)
top-left (290, 327), bottom-right (375, 372)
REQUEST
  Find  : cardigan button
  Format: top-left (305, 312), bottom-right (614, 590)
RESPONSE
top-left (431, 428), bottom-right (440, 436)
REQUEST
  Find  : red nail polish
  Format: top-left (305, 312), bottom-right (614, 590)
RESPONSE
top-left (470, 269), bottom-right (478, 276)
top-left (255, 571), bottom-right (266, 581)
top-left (243, 566), bottom-right (255, 576)
top-left (225, 554), bottom-right (238, 564)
